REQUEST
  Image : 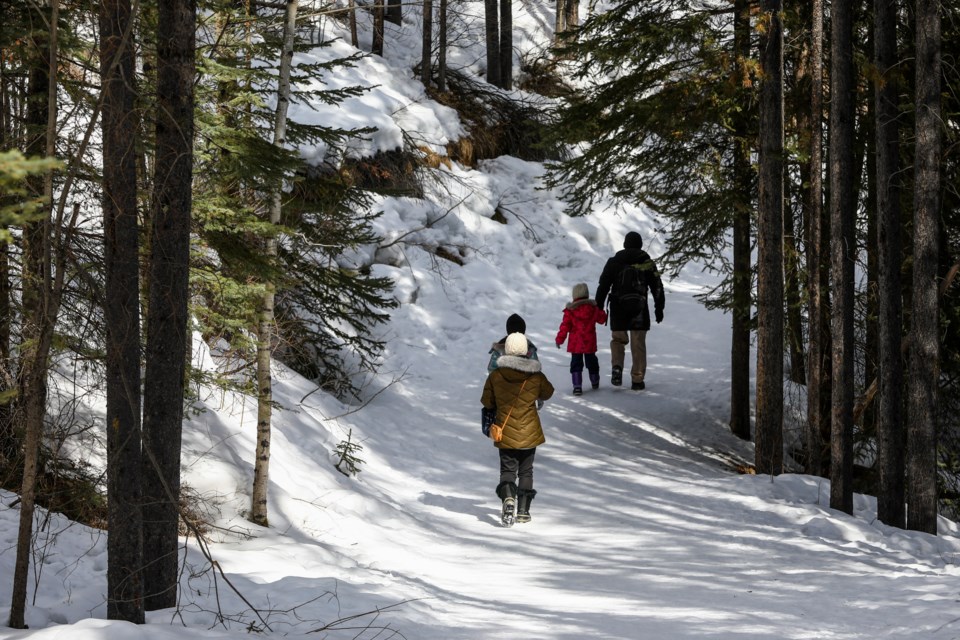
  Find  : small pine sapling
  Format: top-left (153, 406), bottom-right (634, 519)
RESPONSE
top-left (333, 429), bottom-right (364, 477)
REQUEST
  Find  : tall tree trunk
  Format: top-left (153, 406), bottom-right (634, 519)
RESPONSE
top-left (348, 0), bottom-right (358, 48)
top-left (101, 0), bottom-right (146, 621)
top-left (0, 234), bottom-right (11, 464)
top-left (142, 0), bottom-right (196, 611)
top-left (421, 0), bottom-right (432, 85)
top-left (874, 0), bottom-right (904, 529)
top-left (784, 183), bottom-right (806, 385)
top-left (498, 0), bottom-right (512, 89)
top-left (386, 0), bottom-right (401, 25)
top-left (563, 0), bottom-right (578, 32)
top-left (9, 2), bottom-right (58, 627)
top-left (754, 0), bottom-right (784, 476)
top-left (806, 0), bottom-right (831, 478)
top-left (252, 0), bottom-right (298, 528)
top-left (729, 0), bottom-right (752, 442)
top-left (437, 0), bottom-right (447, 92)
top-left (372, 0), bottom-right (384, 56)
top-left (829, 0), bottom-right (855, 515)
top-left (906, 0), bottom-right (940, 535)
top-left (555, 0), bottom-right (565, 39)
top-left (484, 0), bottom-right (500, 86)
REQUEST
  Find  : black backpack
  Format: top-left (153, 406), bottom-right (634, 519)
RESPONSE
top-left (615, 262), bottom-right (650, 318)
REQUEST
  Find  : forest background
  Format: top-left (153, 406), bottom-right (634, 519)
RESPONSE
top-left (0, 0), bottom-right (958, 634)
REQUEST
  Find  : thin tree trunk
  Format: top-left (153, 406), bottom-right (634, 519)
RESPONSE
top-left (421, 0), bottom-right (432, 85)
top-left (829, 0), bottom-right (855, 515)
top-left (348, 0), bottom-right (358, 48)
top-left (784, 182), bottom-right (806, 385)
top-left (142, 0), bottom-right (196, 610)
top-left (252, 0), bottom-right (298, 528)
top-left (485, 0), bottom-right (500, 86)
top-left (9, 1), bottom-right (58, 627)
top-left (754, 0), bottom-right (784, 476)
top-left (437, 0), bottom-right (447, 92)
top-left (906, 0), bottom-right (940, 535)
top-left (874, 0), bottom-right (904, 529)
top-left (101, 0), bottom-right (146, 621)
top-left (806, 0), bottom-right (830, 477)
top-left (498, 0), bottom-right (512, 89)
top-left (729, 0), bottom-right (752, 442)
top-left (555, 0), bottom-right (565, 39)
top-left (372, 0), bottom-right (384, 56)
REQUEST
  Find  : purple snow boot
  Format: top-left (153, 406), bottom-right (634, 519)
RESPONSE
top-left (589, 372), bottom-right (600, 389)
top-left (572, 371), bottom-right (583, 396)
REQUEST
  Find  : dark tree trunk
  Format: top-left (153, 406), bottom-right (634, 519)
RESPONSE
top-left (806, 0), bottom-right (831, 477)
top-left (346, 0), bottom-right (358, 48)
top-left (829, 0), bottom-right (855, 516)
top-left (0, 241), bottom-right (11, 464)
top-left (729, 0), bottom-right (752, 442)
top-left (142, 0), bottom-right (196, 611)
top-left (906, 0), bottom-right (940, 535)
top-left (874, 0), bottom-right (904, 529)
top-left (498, 0), bottom-right (512, 89)
top-left (754, 0), bottom-right (784, 476)
top-left (784, 183), bottom-right (806, 385)
top-left (437, 0), bottom-right (447, 91)
top-left (9, 3), bottom-right (57, 628)
top-left (421, 0), bottom-right (432, 85)
top-left (484, 0), bottom-right (500, 87)
top-left (386, 0), bottom-right (401, 25)
top-left (101, 0), bottom-right (145, 622)
top-left (372, 0), bottom-right (384, 56)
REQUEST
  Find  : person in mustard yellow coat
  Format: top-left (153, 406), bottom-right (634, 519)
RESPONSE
top-left (481, 332), bottom-right (554, 526)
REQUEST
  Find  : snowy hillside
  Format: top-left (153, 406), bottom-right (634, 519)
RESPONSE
top-left (4, 2), bottom-right (960, 639)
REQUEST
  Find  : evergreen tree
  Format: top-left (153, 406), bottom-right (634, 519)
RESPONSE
top-left (907, 0), bottom-right (941, 534)
top-left (755, 0), bottom-right (784, 476)
top-left (873, 0), bottom-right (905, 529)
top-left (192, 0), bottom-right (395, 402)
top-left (141, 0), bottom-right (196, 610)
top-left (829, 0), bottom-right (856, 516)
top-left (545, 0), bottom-right (759, 442)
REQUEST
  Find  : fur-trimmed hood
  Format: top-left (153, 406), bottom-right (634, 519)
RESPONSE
top-left (495, 355), bottom-right (542, 374)
top-left (565, 297), bottom-right (598, 311)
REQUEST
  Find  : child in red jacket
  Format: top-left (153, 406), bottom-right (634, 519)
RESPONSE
top-left (555, 283), bottom-right (608, 395)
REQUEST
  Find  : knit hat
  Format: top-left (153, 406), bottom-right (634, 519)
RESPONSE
top-left (504, 332), bottom-right (528, 356)
top-left (505, 313), bottom-right (526, 335)
top-left (624, 231), bottom-right (643, 249)
top-left (572, 282), bottom-right (589, 300)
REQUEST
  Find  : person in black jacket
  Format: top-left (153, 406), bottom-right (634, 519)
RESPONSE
top-left (595, 231), bottom-right (665, 390)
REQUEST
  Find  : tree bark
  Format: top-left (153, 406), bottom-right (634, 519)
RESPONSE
top-left (142, 0), bottom-right (196, 610)
top-left (829, 0), bottom-right (855, 515)
top-left (484, 0), bottom-right (500, 86)
top-left (805, 0), bottom-right (830, 478)
top-left (253, 0), bottom-right (298, 528)
top-left (906, 0), bottom-right (940, 535)
top-left (9, 1), bottom-right (59, 628)
top-left (101, 0), bottom-right (146, 621)
top-left (437, 0), bottom-right (447, 91)
top-left (874, 0), bottom-right (904, 529)
top-left (498, 0), bottom-right (512, 89)
top-left (729, 0), bottom-right (752, 442)
top-left (348, 0), bottom-right (358, 48)
top-left (754, 0), bottom-right (783, 476)
top-left (386, 0), bottom-right (401, 25)
top-left (421, 0), bottom-right (432, 85)
top-left (372, 0), bottom-right (384, 56)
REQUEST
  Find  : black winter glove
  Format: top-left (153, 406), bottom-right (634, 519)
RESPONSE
top-left (655, 309), bottom-right (664, 324)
